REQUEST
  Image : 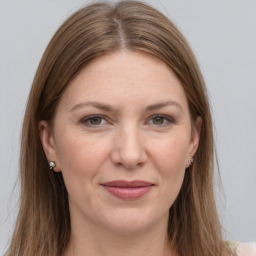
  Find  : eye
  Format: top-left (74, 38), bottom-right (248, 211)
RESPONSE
top-left (81, 115), bottom-right (108, 127)
top-left (148, 115), bottom-right (174, 126)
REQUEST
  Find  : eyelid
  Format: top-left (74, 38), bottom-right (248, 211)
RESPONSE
top-left (80, 114), bottom-right (175, 128)
top-left (81, 114), bottom-right (110, 127)
top-left (147, 114), bottom-right (175, 126)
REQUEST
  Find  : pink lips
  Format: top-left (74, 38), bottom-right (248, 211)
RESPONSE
top-left (101, 180), bottom-right (153, 200)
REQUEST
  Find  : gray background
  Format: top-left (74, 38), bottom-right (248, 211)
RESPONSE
top-left (0, 0), bottom-right (255, 254)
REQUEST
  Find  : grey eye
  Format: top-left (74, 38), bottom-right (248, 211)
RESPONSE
top-left (88, 117), bottom-right (103, 125)
top-left (148, 115), bottom-right (174, 127)
top-left (152, 116), bottom-right (165, 125)
top-left (82, 115), bottom-right (107, 127)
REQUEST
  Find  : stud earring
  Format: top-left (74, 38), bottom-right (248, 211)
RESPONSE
top-left (49, 161), bottom-right (56, 170)
top-left (187, 155), bottom-right (194, 168)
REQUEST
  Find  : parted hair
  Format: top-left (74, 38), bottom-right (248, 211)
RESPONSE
top-left (5, 1), bottom-right (228, 256)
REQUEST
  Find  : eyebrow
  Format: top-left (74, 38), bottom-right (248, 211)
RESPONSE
top-left (69, 100), bottom-right (182, 112)
top-left (70, 101), bottom-right (115, 112)
top-left (145, 100), bottom-right (182, 111)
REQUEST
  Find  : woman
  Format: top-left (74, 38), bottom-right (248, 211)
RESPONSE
top-left (4, 1), bottom-right (255, 256)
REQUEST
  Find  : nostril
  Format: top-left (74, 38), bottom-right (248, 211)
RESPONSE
top-left (114, 157), bottom-right (146, 169)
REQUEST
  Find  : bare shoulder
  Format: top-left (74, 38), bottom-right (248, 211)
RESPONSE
top-left (227, 241), bottom-right (256, 256)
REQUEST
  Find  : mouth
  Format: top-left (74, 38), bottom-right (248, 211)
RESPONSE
top-left (100, 180), bottom-right (154, 200)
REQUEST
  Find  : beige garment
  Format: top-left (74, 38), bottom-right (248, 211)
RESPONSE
top-left (228, 241), bottom-right (256, 256)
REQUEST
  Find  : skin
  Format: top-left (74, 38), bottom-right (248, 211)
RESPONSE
top-left (39, 51), bottom-right (201, 256)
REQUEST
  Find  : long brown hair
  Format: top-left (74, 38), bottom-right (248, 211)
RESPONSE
top-left (5, 1), bottom-right (228, 256)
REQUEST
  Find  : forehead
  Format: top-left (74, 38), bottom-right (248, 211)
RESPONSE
top-left (58, 51), bottom-right (189, 112)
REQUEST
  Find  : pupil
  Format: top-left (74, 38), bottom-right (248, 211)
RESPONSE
top-left (153, 117), bottom-right (163, 125)
top-left (90, 117), bottom-right (101, 125)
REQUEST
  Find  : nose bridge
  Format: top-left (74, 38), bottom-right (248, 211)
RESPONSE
top-left (122, 123), bottom-right (141, 151)
top-left (112, 121), bottom-right (147, 168)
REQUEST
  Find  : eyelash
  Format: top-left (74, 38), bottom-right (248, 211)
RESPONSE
top-left (81, 115), bottom-right (108, 127)
top-left (148, 114), bottom-right (175, 127)
top-left (81, 114), bottom-right (175, 128)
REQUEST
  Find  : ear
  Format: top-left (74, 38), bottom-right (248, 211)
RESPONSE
top-left (187, 116), bottom-right (202, 160)
top-left (38, 120), bottom-right (61, 172)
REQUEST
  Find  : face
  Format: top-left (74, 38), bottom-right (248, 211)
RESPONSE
top-left (40, 51), bottom-right (201, 234)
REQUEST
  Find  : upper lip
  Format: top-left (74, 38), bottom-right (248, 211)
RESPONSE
top-left (101, 180), bottom-right (154, 188)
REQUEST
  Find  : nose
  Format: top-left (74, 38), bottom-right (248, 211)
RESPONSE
top-left (110, 124), bottom-right (147, 169)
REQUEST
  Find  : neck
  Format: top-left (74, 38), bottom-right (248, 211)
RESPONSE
top-left (64, 213), bottom-right (176, 256)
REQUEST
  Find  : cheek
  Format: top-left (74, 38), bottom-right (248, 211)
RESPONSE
top-left (149, 135), bottom-right (189, 203)
top-left (55, 132), bottom-right (112, 208)
top-left (55, 130), bottom-right (110, 179)
top-left (150, 135), bottom-right (189, 173)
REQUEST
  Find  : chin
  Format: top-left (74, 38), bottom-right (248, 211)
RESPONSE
top-left (98, 207), bottom-right (168, 234)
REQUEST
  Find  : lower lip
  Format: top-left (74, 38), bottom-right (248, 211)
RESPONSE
top-left (102, 186), bottom-right (152, 200)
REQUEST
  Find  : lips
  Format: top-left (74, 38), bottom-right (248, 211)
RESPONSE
top-left (101, 180), bottom-right (153, 200)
